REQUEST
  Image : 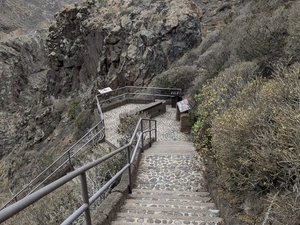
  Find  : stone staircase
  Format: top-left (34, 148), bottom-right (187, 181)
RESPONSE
top-left (110, 141), bottom-right (223, 225)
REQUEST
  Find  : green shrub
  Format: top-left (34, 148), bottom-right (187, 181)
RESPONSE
top-left (67, 100), bottom-right (80, 119)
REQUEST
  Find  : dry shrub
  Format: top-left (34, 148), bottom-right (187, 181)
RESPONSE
top-left (3, 144), bottom-right (127, 225)
top-left (211, 66), bottom-right (300, 223)
top-left (191, 61), bottom-right (259, 155)
top-left (117, 112), bottom-right (150, 146)
top-left (195, 42), bottom-right (229, 78)
top-left (221, 1), bottom-right (288, 66)
top-left (73, 109), bottom-right (93, 139)
top-left (285, 1), bottom-right (300, 62)
top-left (268, 193), bottom-right (300, 225)
top-left (3, 183), bottom-right (81, 225)
top-left (154, 65), bottom-right (198, 91)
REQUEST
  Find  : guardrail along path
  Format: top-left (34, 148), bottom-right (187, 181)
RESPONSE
top-left (111, 141), bottom-right (223, 225)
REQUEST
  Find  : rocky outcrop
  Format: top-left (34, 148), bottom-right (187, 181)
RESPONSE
top-left (0, 30), bottom-right (50, 158)
top-left (47, 0), bottom-right (202, 97)
top-left (0, 0), bottom-right (203, 199)
top-left (0, 0), bottom-right (78, 39)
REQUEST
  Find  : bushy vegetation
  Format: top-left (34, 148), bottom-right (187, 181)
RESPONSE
top-left (188, 1), bottom-right (300, 224)
top-left (117, 112), bottom-right (149, 146)
top-left (154, 65), bottom-right (198, 91)
top-left (73, 109), bottom-right (93, 139)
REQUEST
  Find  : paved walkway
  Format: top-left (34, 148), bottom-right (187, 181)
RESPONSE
top-left (111, 141), bottom-right (223, 224)
top-left (103, 103), bottom-right (222, 225)
top-left (103, 104), bottom-right (190, 147)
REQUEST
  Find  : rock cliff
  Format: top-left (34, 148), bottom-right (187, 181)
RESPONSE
top-left (0, 0), bottom-right (202, 197)
top-left (46, 0), bottom-right (202, 97)
top-left (0, 0), bottom-right (77, 39)
top-left (0, 0), bottom-right (238, 206)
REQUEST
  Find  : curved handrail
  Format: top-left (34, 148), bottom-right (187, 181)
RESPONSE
top-left (0, 118), bottom-right (157, 224)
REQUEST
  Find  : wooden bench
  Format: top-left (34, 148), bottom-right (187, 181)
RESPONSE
top-left (119, 100), bottom-right (166, 123)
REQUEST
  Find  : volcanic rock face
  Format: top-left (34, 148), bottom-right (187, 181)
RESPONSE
top-left (0, 30), bottom-right (50, 158)
top-left (0, 0), bottom-right (78, 39)
top-left (47, 0), bottom-right (202, 97)
top-left (0, 0), bottom-right (202, 193)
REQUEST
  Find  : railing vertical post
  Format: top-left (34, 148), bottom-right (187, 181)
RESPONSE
top-left (127, 146), bottom-right (132, 194)
top-left (149, 120), bottom-right (152, 147)
top-left (80, 172), bottom-right (92, 225)
top-left (68, 151), bottom-right (73, 170)
top-left (155, 120), bottom-right (157, 141)
top-left (141, 120), bottom-right (144, 152)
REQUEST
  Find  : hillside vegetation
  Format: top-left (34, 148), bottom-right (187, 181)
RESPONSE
top-left (155, 0), bottom-right (300, 224)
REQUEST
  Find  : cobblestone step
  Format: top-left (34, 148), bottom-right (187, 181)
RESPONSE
top-left (123, 198), bottom-right (216, 210)
top-left (111, 212), bottom-right (223, 225)
top-left (119, 208), bottom-right (220, 218)
top-left (144, 141), bottom-right (196, 155)
top-left (132, 188), bottom-right (210, 197)
top-left (128, 193), bottom-right (212, 202)
top-left (110, 141), bottom-right (223, 225)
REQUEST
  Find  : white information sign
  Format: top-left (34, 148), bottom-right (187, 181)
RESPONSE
top-left (98, 87), bottom-right (112, 94)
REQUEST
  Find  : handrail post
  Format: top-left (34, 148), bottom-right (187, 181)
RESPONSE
top-left (68, 151), bottom-right (73, 170)
top-left (149, 120), bottom-right (152, 147)
top-left (80, 172), bottom-right (92, 225)
top-left (155, 120), bottom-right (157, 141)
top-left (141, 120), bottom-right (144, 153)
top-left (127, 146), bottom-right (132, 194)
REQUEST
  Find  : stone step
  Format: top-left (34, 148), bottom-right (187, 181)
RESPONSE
top-left (120, 204), bottom-right (219, 216)
top-left (111, 212), bottom-right (223, 225)
top-left (132, 188), bottom-right (210, 197)
top-left (128, 193), bottom-right (211, 202)
top-left (152, 141), bottom-right (194, 146)
top-left (143, 141), bottom-right (196, 155)
top-left (134, 184), bottom-right (203, 192)
top-left (124, 198), bottom-right (216, 210)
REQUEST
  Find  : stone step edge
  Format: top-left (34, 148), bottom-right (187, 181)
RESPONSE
top-left (124, 199), bottom-right (216, 208)
top-left (152, 141), bottom-right (194, 146)
top-left (114, 212), bottom-right (223, 223)
top-left (121, 204), bottom-right (220, 215)
top-left (111, 220), bottom-right (222, 225)
top-left (128, 193), bottom-right (211, 202)
top-left (142, 151), bottom-right (196, 156)
top-left (147, 145), bottom-right (195, 150)
top-left (131, 188), bottom-right (210, 197)
top-left (145, 146), bottom-right (195, 150)
top-left (153, 140), bottom-right (194, 144)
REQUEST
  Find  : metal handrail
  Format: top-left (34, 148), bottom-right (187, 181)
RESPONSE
top-left (1, 86), bottom-right (178, 210)
top-left (96, 86), bottom-right (182, 103)
top-left (0, 85), bottom-right (179, 223)
top-left (1, 120), bottom-right (105, 210)
top-left (96, 86), bottom-right (182, 98)
top-left (0, 118), bottom-right (157, 224)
